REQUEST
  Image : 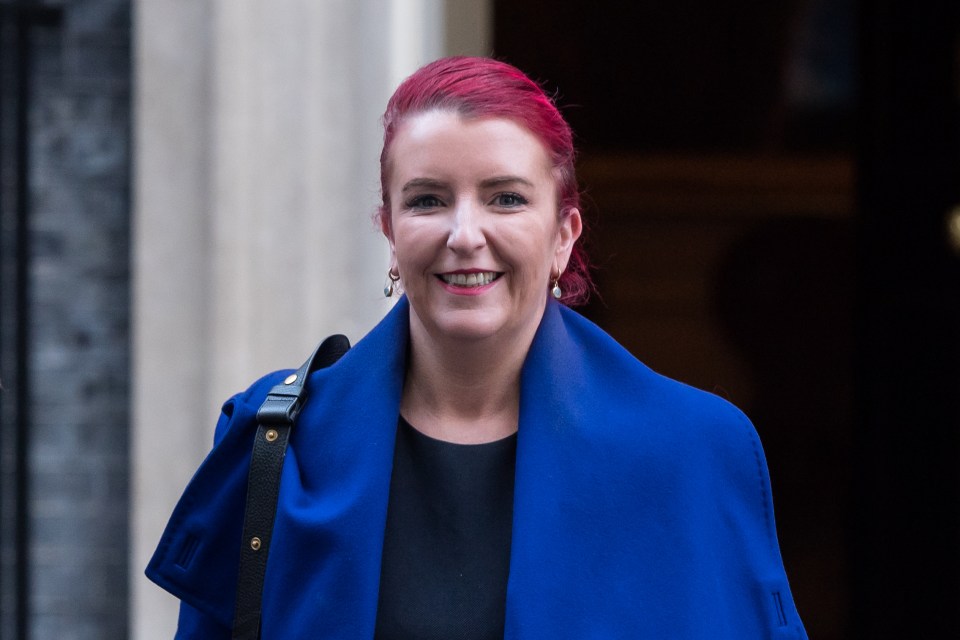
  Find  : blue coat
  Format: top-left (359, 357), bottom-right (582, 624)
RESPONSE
top-left (147, 297), bottom-right (807, 639)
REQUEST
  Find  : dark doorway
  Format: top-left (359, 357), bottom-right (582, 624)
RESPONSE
top-left (495, 0), bottom-right (960, 637)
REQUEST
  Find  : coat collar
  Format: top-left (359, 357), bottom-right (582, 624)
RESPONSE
top-left (148, 296), bottom-right (648, 633)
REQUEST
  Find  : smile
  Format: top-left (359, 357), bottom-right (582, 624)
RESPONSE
top-left (438, 272), bottom-right (501, 287)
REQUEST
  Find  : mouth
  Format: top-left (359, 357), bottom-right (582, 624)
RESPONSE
top-left (437, 271), bottom-right (502, 288)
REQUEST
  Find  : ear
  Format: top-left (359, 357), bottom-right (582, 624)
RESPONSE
top-left (379, 208), bottom-right (394, 244)
top-left (555, 208), bottom-right (583, 273)
top-left (380, 210), bottom-right (398, 267)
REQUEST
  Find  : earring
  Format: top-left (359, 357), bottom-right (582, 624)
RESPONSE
top-left (384, 267), bottom-right (400, 297)
top-left (551, 276), bottom-right (562, 300)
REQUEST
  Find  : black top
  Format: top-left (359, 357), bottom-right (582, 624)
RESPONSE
top-left (374, 416), bottom-right (517, 640)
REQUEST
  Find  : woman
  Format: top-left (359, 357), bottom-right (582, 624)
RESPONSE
top-left (147, 57), bottom-right (807, 639)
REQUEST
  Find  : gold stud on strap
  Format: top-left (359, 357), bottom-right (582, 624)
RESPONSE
top-left (250, 536), bottom-right (262, 551)
top-left (265, 429), bottom-right (278, 442)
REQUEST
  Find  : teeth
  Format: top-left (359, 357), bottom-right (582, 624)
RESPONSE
top-left (441, 272), bottom-right (498, 287)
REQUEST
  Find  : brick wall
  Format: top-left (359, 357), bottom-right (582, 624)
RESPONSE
top-left (4, 1), bottom-right (131, 637)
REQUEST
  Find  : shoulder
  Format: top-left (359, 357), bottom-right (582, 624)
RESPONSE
top-left (560, 304), bottom-right (779, 529)
top-left (552, 303), bottom-right (780, 526)
top-left (549, 302), bottom-right (751, 437)
top-left (536, 303), bottom-right (771, 493)
top-left (210, 369), bottom-right (293, 444)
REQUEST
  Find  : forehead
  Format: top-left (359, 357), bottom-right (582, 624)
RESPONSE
top-left (386, 110), bottom-right (555, 187)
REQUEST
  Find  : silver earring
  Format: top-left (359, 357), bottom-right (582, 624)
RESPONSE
top-left (384, 268), bottom-right (400, 297)
top-left (551, 278), bottom-right (562, 299)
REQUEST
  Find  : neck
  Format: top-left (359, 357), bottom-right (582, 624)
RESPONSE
top-left (401, 317), bottom-right (540, 444)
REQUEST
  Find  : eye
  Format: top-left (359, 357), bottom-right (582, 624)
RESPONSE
top-left (406, 194), bottom-right (444, 210)
top-left (492, 192), bottom-right (528, 208)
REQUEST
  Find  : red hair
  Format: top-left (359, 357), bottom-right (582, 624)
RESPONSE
top-left (377, 56), bottom-right (593, 306)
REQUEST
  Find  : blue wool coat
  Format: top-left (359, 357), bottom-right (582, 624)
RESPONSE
top-left (147, 297), bottom-right (807, 639)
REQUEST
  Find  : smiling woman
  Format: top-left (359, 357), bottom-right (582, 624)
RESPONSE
top-left (385, 112), bottom-right (581, 440)
top-left (146, 57), bottom-right (808, 639)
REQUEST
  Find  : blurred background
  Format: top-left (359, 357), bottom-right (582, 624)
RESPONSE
top-left (1, 0), bottom-right (958, 638)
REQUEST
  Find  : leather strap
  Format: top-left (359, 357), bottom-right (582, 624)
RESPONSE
top-left (231, 334), bottom-right (350, 640)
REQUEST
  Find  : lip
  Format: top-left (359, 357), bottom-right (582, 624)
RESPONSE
top-left (435, 269), bottom-right (503, 295)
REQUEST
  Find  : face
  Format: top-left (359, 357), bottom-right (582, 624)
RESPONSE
top-left (384, 110), bottom-right (581, 348)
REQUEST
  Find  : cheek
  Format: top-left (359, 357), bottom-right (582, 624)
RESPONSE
top-left (391, 220), bottom-right (438, 272)
top-left (499, 223), bottom-right (558, 277)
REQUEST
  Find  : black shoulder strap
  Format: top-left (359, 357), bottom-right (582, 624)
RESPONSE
top-left (231, 334), bottom-right (351, 640)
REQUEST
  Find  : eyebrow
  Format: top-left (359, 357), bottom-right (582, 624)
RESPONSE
top-left (400, 175), bottom-right (534, 193)
top-left (479, 175), bottom-right (535, 189)
top-left (401, 178), bottom-right (446, 194)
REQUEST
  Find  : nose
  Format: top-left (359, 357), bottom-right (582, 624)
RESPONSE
top-left (446, 200), bottom-right (486, 253)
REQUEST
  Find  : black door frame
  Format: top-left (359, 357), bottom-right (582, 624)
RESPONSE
top-left (0, 5), bottom-right (63, 639)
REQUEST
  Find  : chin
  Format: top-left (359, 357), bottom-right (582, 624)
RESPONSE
top-left (434, 319), bottom-right (506, 342)
top-left (427, 308), bottom-right (513, 342)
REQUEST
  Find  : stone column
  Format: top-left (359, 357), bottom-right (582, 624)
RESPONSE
top-left (132, 3), bottom-right (219, 638)
top-left (131, 1), bottom-right (489, 637)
